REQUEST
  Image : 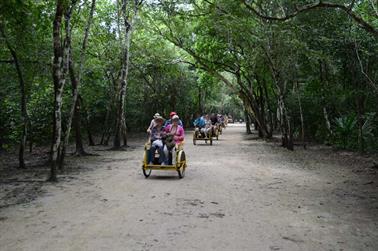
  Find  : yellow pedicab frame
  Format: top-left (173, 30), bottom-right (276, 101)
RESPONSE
top-left (192, 128), bottom-right (213, 145)
top-left (142, 141), bottom-right (187, 178)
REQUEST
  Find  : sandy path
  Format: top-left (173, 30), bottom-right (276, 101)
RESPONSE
top-left (0, 124), bottom-right (377, 251)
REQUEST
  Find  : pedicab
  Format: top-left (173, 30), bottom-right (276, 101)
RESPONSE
top-left (192, 128), bottom-right (213, 145)
top-left (142, 141), bottom-right (187, 178)
top-left (217, 123), bottom-right (223, 136)
top-left (210, 125), bottom-right (220, 140)
top-left (217, 123), bottom-right (223, 135)
top-left (223, 116), bottom-right (228, 127)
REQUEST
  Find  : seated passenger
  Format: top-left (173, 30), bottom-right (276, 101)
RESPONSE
top-left (210, 113), bottom-right (218, 126)
top-left (163, 115), bottom-right (185, 165)
top-left (210, 113), bottom-right (219, 135)
top-left (148, 116), bottom-right (166, 165)
top-left (194, 114), bottom-right (211, 138)
top-left (164, 111), bottom-right (184, 128)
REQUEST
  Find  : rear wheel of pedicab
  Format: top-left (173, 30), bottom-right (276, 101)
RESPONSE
top-left (177, 151), bottom-right (186, 178)
top-left (142, 151), bottom-right (152, 178)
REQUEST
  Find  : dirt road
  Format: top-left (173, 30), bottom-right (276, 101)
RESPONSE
top-left (1, 124), bottom-right (377, 251)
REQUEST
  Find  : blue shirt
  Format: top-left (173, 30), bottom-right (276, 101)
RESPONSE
top-left (193, 117), bottom-right (206, 128)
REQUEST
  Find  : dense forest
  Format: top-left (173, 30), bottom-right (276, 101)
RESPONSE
top-left (0, 0), bottom-right (377, 180)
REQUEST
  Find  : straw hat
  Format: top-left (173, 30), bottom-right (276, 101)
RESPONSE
top-left (154, 115), bottom-right (164, 123)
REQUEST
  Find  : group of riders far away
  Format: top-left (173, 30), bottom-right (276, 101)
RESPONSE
top-left (146, 112), bottom-right (226, 165)
top-left (193, 113), bottom-right (225, 138)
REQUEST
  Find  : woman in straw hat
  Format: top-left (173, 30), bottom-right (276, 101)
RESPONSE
top-left (148, 115), bottom-right (166, 164)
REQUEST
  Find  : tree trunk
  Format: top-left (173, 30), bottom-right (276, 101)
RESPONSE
top-left (356, 95), bottom-right (365, 153)
top-left (60, 0), bottom-right (96, 166)
top-left (113, 0), bottom-right (140, 149)
top-left (29, 139), bottom-right (33, 153)
top-left (74, 97), bottom-right (86, 154)
top-left (81, 98), bottom-right (95, 146)
top-left (264, 45), bottom-right (293, 150)
top-left (323, 107), bottom-right (333, 137)
top-left (298, 89), bottom-right (306, 149)
top-left (100, 103), bottom-right (111, 145)
top-left (244, 109), bottom-right (252, 134)
top-left (278, 93), bottom-right (293, 150)
top-left (49, 0), bottom-right (71, 181)
top-left (239, 91), bottom-right (270, 138)
top-left (0, 24), bottom-right (29, 169)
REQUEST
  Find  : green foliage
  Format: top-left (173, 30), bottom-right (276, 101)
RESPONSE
top-left (333, 114), bottom-right (358, 149)
top-left (0, 0), bottom-right (377, 153)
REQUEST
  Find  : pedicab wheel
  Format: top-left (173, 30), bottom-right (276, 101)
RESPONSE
top-left (209, 131), bottom-right (213, 145)
top-left (177, 151), bottom-right (186, 179)
top-left (193, 132), bottom-right (197, 145)
top-left (143, 167), bottom-right (152, 178)
top-left (142, 151), bottom-right (151, 178)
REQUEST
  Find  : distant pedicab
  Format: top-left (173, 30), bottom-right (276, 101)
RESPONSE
top-left (192, 114), bottom-right (214, 145)
top-left (217, 122), bottom-right (223, 135)
top-left (142, 115), bottom-right (187, 178)
top-left (192, 127), bottom-right (213, 145)
top-left (209, 114), bottom-right (221, 140)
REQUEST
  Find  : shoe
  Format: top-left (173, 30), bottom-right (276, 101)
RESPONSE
top-left (161, 162), bottom-right (167, 166)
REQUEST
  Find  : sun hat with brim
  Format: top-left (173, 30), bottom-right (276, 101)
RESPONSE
top-left (154, 116), bottom-right (165, 122)
top-left (172, 115), bottom-right (179, 121)
top-left (153, 113), bottom-right (160, 119)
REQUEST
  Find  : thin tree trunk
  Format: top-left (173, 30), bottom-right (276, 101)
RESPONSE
top-left (50, 0), bottom-right (69, 182)
top-left (81, 98), bottom-right (95, 146)
top-left (295, 82), bottom-right (306, 149)
top-left (113, 0), bottom-right (141, 149)
top-left (298, 90), bottom-right (306, 149)
top-left (29, 138), bottom-right (33, 153)
top-left (74, 97), bottom-right (86, 153)
top-left (264, 46), bottom-right (293, 150)
top-left (323, 107), bottom-right (333, 136)
top-left (0, 25), bottom-right (29, 169)
top-left (100, 104), bottom-right (111, 145)
top-left (60, 0), bottom-right (96, 166)
top-left (356, 95), bottom-right (365, 153)
top-left (277, 92), bottom-right (293, 150)
top-left (244, 109), bottom-right (252, 134)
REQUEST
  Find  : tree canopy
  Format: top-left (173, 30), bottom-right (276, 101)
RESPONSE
top-left (0, 0), bottom-right (377, 178)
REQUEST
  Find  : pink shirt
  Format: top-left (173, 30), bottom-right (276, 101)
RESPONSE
top-left (164, 124), bottom-right (185, 144)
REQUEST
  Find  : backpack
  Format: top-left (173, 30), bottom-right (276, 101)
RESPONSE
top-left (164, 134), bottom-right (175, 149)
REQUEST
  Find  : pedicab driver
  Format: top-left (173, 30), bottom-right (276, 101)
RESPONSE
top-left (147, 113), bottom-right (160, 133)
top-left (164, 111), bottom-right (183, 127)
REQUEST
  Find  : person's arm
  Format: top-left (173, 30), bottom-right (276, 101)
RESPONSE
top-left (174, 126), bottom-right (185, 142)
top-left (147, 119), bottom-right (154, 133)
top-left (164, 125), bottom-right (171, 133)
